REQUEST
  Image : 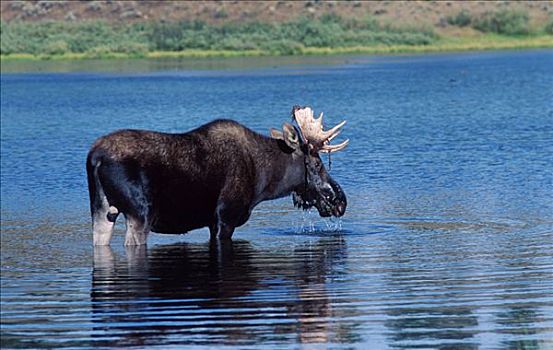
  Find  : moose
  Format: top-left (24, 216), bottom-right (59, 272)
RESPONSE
top-left (86, 106), bottom-right (348, 245)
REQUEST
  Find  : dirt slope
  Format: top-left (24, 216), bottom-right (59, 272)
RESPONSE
top-left (2, 1), bottom-right (551, 33)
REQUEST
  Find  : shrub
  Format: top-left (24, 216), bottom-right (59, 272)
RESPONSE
top-left (213, 9), bottom-right (228, 19)
top-left (319, 13), bottom-right (343, 25)
top-left (263, 39), bottom-right (304, 55)
top-left (84, 45), bottom-right (112, 59)
top-left (44, 40), bottom-right (69, 55)
top-left (545, 15), bottom-right (553, 35)
top-left (1, 15), bottom-right (441, 57)
top-left (472, 9), bottom-right (530, 35)
top-left (117, 42), bottom-right (148, 56)
top-left (447, 10), bottom-right (472, 27)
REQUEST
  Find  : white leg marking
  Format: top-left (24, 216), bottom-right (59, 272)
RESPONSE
top-left (92, 194), bottom-right (117, 246)
top-left (93, 215), bottom-right (115, 246)
top-left (124, 216), bottom-right (149, 246)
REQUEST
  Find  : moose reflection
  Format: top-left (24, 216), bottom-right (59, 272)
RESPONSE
top-left (91, 235), bottom-right (359, 347)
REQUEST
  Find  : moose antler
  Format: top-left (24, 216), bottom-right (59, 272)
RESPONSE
top-left (292, 106), bottom-right (349, 153)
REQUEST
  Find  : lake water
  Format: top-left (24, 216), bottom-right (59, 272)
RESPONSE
top-left (1, 50), bottom-right (552, 349)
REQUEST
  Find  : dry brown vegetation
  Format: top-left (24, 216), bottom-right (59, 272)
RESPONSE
top-left (2, 0), bottom-right (551, 34)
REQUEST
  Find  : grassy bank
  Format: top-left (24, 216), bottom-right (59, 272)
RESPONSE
top-left (2, 35), bottom-right (552, 62)
top-left (0, 34), bottom-right (553, 61)
top-left (1, 11), bottom-right (552, 62)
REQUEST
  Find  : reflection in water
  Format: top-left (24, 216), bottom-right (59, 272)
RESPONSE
top-left (91, 236), bottom-right (358, 347)
top-left (0, 55), bottom-right (362, 74)
top-left (386, 305), bottom-right (478, 350)
top-left (373, 219), bottom-right (553, 350)
top-left (498, 307), bottom-right (542, 350)
top-left (493, 233), bottom-right (551, 350)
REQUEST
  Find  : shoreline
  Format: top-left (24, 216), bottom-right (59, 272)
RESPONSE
top-left (2, 35), bottom-right (551, 63)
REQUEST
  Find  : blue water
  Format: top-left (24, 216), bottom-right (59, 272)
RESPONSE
top-left (1, 50), bottom-right (552, 349)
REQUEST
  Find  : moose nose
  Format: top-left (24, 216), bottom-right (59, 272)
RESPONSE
top-left (322, 184), bottom-right (335, 199)
top-left (333, 201), bottom-right (346, 217)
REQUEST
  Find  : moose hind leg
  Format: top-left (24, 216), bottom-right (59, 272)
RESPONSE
top-left (93, 203), bottom-right (119, 246)
top-left (124, 215), bottom-right (150, 246)
top-left (99, 160), bottom-right (151, 246)
top-left (89, 159), bottom-right (119, 246)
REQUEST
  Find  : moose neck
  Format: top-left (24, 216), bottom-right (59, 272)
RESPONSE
top-left (252, 138), bottom-right (306, 205)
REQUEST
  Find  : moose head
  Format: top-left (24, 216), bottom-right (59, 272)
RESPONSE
top-left (272, 106), bottom-right (348, 218)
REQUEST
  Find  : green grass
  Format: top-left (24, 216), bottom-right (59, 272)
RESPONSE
top-left (472, 9), bottom-right (531, 35)
top-left (446, 8), bottom-right (552, 35)
top-left (1, 14), bottom-right (551, 62)
top-left (0, 16), bottom-right (437, 59)
top-left (3, 36), bottom-right (551, 62)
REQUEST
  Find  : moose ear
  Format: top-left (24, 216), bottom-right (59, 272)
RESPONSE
top-left (270, 128), bottom-right (284, 140)
top-left (282, 122), bottom-right (300, 149)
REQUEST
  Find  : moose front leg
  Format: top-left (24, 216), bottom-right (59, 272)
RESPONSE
top-left (211, 200), bottom-right (246, 240)
top-left (210, 221), bottom-right (235, 240)
top-left (212, 180), bottom-right (253, 240)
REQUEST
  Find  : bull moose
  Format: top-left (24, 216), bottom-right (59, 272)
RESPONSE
top-left (86, 106), bottom-right (348, 245)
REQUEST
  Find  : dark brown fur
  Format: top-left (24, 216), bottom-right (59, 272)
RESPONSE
top-left (87, 119), bottom-right (346, 245)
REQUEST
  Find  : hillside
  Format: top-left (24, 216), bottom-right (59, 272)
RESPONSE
top-left (1, 1), bottom-right (552, 60)
top-left (2, 1), bottom-right (552, 31)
